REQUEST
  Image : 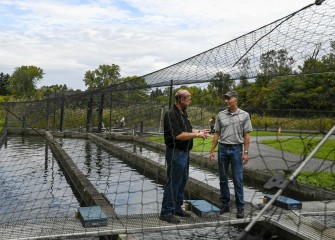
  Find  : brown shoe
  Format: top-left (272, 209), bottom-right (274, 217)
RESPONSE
top-left (174, 209), bottom-right (191, 217)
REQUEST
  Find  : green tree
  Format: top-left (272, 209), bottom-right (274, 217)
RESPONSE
top-left (264, 44), bottom-right (335, 110)
top-left (149, 88), bottom-right (166, 104)
top-left (237, 58), bottom-right (250, 88)
top-left (208, 72), bottom-right (234, 107)
top-left (0, 72), bottom-right (10, 95)
top-left (121, 76), bottom-right (148, 103)
top-left (235, 58), bottom-right (251, 108)
top-left (84, 64), bottom-right (121, 90)
top-left (255, 49), bottom-right (295, 89)
top-left (39, 84), bottom-right (69, 97)
top-left (265, 76), bottom-right (298, 109)
top-left (8, 66), bottom-right (44, 99)
top-left (295, 51), bottom-right (335, 110)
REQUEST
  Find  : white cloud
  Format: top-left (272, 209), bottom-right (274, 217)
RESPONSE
top-left (0, 0), bottom-right (310, 90)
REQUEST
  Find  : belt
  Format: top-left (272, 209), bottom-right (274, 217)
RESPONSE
top-left (219, 143), bottom-right (242, 147)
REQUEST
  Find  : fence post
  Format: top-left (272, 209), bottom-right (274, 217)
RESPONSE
top-left (109, 91), bottom-right (112, 132)
top-left (22, 115), bottom-right (26, 135)
top-left (59, 97), bottom-right (64, 132)
top-left (140, 121), bottom-right (144, 135)
top-left (86, 97), bottom-right (93, 133)
top-left (168, 80), bottom-right (173, 109)
top-left (159, 105), bottom-right (165, 133)
top-left (46, 98), bottom-right (50, 131)
top-left (98, 93), bottom-right (105, 132)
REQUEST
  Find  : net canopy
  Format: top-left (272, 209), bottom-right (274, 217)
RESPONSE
top-left (0, 1), bottom-right (335, 239)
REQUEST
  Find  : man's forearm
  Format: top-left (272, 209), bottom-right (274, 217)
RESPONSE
top-left (210, 132), bottom-right (219, 153)
top-left (243, 132), bottom-right (250, 151)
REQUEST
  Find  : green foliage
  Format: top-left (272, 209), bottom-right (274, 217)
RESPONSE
top-left (39, 84), bottom-right (69, 97)
top-left (8, 66), bottom-right (44, 99)
top-left (208, 72), bottom-right (234, 108)
top-left (0, 72), bottom-right (10, 96)
top-left (147, 135), bottom-right (216, 152)
top-left (84, 64), bottom-right (121, 90)
top-left (149, 87), bottom-right (168, 104)
top-left (120, 76), bottom-right (149, 103)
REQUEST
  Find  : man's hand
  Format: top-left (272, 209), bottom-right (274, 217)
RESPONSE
top-left (209, 152), bottom-right (216, 163)
top-left (198, 129), bottom-right (210, 139)
top-left (242, 153), bottom-right (249, 164)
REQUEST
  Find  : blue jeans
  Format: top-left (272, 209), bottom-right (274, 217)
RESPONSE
top-left (160, 147), bottom-right (189, 216)
top-left (217, 144), bottom-right (244, 209)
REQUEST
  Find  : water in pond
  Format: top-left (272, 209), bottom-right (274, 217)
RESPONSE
top-left (0, 136), bottom-right (80, 223)
top-left (59, 138), bottom-right (243, 239)
top-left (0, 136), bottom-right (247, 239)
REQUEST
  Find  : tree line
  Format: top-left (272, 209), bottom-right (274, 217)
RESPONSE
top-left (1, 45), bottom-right (334, 111)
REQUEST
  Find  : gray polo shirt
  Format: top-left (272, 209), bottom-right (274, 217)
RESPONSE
top-left (214, 108), bottom-right (253, 144)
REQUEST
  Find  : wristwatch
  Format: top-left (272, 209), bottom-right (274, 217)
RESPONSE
top-left (244, 150), bottom-right (248, 154)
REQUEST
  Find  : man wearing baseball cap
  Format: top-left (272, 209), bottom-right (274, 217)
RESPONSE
top-left (209, 91), bottom-right (253, 219)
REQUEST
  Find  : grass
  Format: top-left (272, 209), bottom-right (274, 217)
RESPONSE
top-left (251, 131), bottom-right (321, 137)
top-left (146, 131), bottom-right (329, 153)
top-left (296, 172), bottom-right (335, 191)
top-left (147, 135), bottom-right (215, 152)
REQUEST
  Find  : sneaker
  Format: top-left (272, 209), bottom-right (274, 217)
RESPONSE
top-left (174, 209), bottom-right (191, 217)
top-left (220, 206), bottom-right (230, 214)
top-left (159, 214), bottom-right (180, 224)
top-left (236, 208), bottom-right (244, 219)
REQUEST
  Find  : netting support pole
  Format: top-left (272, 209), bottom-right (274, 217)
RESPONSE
top-left (98, 93), bottom-right (105, 133)
top-left (22, 115), bottom-right (26, 136)
top-left (168, 80), bottom-right (173, 109)
top-left (237, 124), bottom-right (335, 240)
top-left (86, 96), bottom-right (93, 133)
top-left (46, 98), bottom-right (50, 131)
top-left (159, 105), bottom-right (165, 133)
top-left (109, 91), bottom-right (112, 132)
top-left (5, 108), bottom-right (8, 129)
top-left (59, 97), bottom-right (64, 132)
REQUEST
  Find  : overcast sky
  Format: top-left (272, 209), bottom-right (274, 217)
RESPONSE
top-left (0, 0), bottom-right (311, 90)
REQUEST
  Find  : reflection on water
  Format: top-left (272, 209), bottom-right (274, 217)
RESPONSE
top-left (0, 136), bottom-right (79, 223)
top-left (60, 138), bottom-right (164, 215)
top-left (60, 138), bottom-right (242, 239)
top-left (0, 136), bottom-right (246, 239)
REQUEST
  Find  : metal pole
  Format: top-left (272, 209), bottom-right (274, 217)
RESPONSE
top-left (46, 98), bottom-right (50, 131)
top-left (109, 91), bottom-right (112, 132)
top-left (59, 97), bottom-right (64, 132)
top-left (168, 80), bottom-right (173, 109)
top-left (98, 93), bottom-right (104, 132)
top-left (238, 124), bottom-right (335, 240)
top-left (158, 106), bottom-right (165, 133)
